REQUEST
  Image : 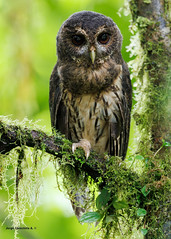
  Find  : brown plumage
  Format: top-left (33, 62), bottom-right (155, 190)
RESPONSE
top-left (49, 11), bottom-right (132, 218)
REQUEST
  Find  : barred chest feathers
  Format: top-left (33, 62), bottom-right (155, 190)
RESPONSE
top-left (62, 72), bottom-right (123, 155)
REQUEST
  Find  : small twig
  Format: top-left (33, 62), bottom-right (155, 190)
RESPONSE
top-left (153, 145), bottom-right (163, 158)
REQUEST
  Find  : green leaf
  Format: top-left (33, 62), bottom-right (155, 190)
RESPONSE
top-left (79, 212), bottom-right (103, 223)
top-left (141, 185), bottom-right (150, 197)
top-left (137, 208), bottom-right (147, 217)
top-left (128, 157), bottom-right (133, 161)
top-left (135, 155), bottom-right (144, 160)
top-left (96, 188), bottom-right (111, 210)
top-left (162, 140), bottom-right (171, 147)
top-left (141, 228), bottom-right (148, 235)
top-left (113, 200), bottom-right (129, 209)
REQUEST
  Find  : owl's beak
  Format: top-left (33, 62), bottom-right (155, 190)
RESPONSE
top-left (90, 47), bottom-right (96, 64)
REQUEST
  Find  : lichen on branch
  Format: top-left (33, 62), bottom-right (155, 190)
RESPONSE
top-left (0, 117), bottom-right (170, 239)
top-left (0, 118), bottom-right (102, 179)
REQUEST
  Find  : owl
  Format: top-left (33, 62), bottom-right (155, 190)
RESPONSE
top-left (49, 11), bottom-right (132, 217)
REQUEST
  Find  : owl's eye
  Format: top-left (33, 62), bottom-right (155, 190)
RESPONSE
top-left (72, 35), bottom-right (85, 46)
top-left (97, 33), bottom-right (110, 44)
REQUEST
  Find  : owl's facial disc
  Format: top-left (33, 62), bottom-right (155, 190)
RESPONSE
top-left (68, 28), bottom-right (113, 66)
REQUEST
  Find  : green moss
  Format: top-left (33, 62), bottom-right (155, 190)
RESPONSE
top-left (125, 0), bottom-right (171, 237)
top-left (127, 11), bottom-right (170, 151)
top-left (136, 16), bottom-right (153, 28)
top-left (0, 116), bottom-right (170, 238)
top-left (56, 143), bottom-right (170, 238)
top-left (143, 0), bottom-right (151, 3)
top-left (128, 0), bottom-right (138, 21)
top-left (0, 118), bottom-right (51, 239)
top-left (76, 152), bottom-right (170, 239)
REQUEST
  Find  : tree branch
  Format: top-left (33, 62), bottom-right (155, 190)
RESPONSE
top-left (0, 120), bottom-right (101, 180)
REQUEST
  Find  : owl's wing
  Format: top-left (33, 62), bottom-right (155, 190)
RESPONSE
top-left (49, 64), bottom-right (69, 137)
top-left (109, 63), bottom-right (132, 159)
top-left (50, 65), bottom-right (85, 219)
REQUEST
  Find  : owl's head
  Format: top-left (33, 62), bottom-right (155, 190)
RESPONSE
top-left (57, 11), bottom-right (123, 67)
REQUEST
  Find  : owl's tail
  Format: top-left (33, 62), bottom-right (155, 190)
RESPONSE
top-left (71, 188), bottom-right (89, 220)
top-left (71, 194), bottom-right (85, 219)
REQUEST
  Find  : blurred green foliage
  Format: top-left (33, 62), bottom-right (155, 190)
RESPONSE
top-left (0, 0), bottom-right (131, 125)
top-left (0, 0), bottom-right (132, 238)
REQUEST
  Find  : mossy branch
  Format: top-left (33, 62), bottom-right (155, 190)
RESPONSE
top-left (0, 119), bottom-right (100, 180)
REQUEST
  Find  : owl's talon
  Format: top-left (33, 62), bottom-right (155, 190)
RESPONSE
top-left (72, 143), bottom-right (77, 154)
top-left (72, 139), bottom-right (91, 159)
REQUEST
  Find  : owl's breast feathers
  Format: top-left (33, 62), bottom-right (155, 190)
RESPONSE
top-left (62, 66), bottom-right (126, 156)
top-left (58, 57), bottom-right (122, 95)
top-left (50, 57), bottom-right (131, 158)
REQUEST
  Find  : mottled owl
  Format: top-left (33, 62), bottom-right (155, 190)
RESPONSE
top-left (49, 11), bottom-right (132, 217)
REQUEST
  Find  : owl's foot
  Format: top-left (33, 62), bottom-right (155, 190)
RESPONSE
top-left (72, 139), bottom-right (91, 159)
